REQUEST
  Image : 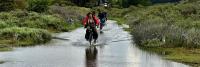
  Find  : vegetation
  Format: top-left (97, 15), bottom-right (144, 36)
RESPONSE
top-left (15, 0), bottom-right (27, 10)
top-left (57, 0), bottom-right (152, 8)
top-left (0, 0), bottom-right (90, 50)
top-left (0, 10), bottom-right (85, 47)
top-left (0, 0), bottom-right (15, 11)
top-left (27, 0), bottom-right (53, 12)
top-left (0, 10), bottom-right (75, 32)
top-left (110, 0), bottom-right (200, 66)
top-left (0, 27), bottom-right (51, 46)
top-left (141, 47), bottom-right (200, 66)
top-left (92, 6), bottom-right (127, 25)
top-left (128, 1), bottom-right (200, 48)
top-left (49, 5), bottom-right (90, 22)
top-left (0, 60), bottom-right (5, 64)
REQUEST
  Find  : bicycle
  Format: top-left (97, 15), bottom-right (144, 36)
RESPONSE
top-left (87, 26), bottom-right (94, 45)
top-left (86, 23), bottom-right (98, 45)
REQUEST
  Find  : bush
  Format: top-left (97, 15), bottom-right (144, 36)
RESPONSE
top-left (0, 21), bottom-right (8, 29)
top-left (186, 28), bottom-right (200, 48)
top-left (52, 0), bottom-right (75, 6)
top-left (132, 22), bottom-right (167, 46)
top-left (164, 26), bottom-right (186, 47)
top-left (141, 38), bottom-right (164, 47)
top-left (94, 7), bottom-right (126, 18)
top-left (27, 0), bottom-right (53, 12)
top-left (128, 2), bottom-right (200, 48)
top-left (0, 0), bottom-right (15, 11)
top-left (176, 19), bottom-right (200, 29)
top-left (0, 11), bottom-right (69, 32)
top-left (0, 27), bottom-right (51, 46)
top-left (177, 3), bottom-right (198, 17)
top-left (49, 6), bottom-right (90, 22)
top-left (24, 14), bottom-right (68, 31)
top-left (108, 8), bottom-right (125, 18)
top-left (14, 0), bottom-right (27, 10)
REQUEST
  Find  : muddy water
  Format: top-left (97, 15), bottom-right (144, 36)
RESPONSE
top-left (0, 20), bottom-right (189, 67)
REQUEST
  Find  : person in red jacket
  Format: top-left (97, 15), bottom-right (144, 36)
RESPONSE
top-left (82, 12), bottom-right (100, 43)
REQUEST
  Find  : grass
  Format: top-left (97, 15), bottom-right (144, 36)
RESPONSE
top-left (49, 5), bottom-right (90, 23)
top-left (109, 17), bottom-right (126, 25)
top-left (65, 22), bottom-right (82, 31)
top-left (0, 10), bottom-right (71, 32)
top-left (0, 27), bottom-right (51, 46)
top-left (141, 47), bottom-right (200, 67)
top-left (0, 47), bottom-right (12, 51)
top-left (109, 17), bottom-right (132, 32)
top-left (0, 44), bottom-right (12, 51)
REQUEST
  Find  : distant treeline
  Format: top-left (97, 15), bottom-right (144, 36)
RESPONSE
top-left (151, 0), bottom-right (181, 3)
top-left (0, 0), bottom-right (182, 12)
top-left (69, 0), bottom-right (181, 7)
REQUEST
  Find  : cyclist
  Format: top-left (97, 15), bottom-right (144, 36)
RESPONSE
top-left (82, 12), bottom-right (100, 43)
top-left (98, 10), bottom-right (107, 33)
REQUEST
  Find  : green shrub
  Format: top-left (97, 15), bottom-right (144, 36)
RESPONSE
top-left (177, 3), bottom-right (198, 17)
top-left (0, 11), bottom-right (69, 32)
top-left (49, 6), bottom-right (90, 22)
top-left (0, 0), bottom-right (15, 11)
top-left (164, 26), bottom-right (186, 47)
top-left (0, 12), bottom-right (14, 20)
top-left (132, 22), bottom-right (167, 45)
top-left (176, 19), bottom-right (200, 29)
top-left (14, 0), bottom-right (27, 10)
top-left (186, 28), bottom-right (200, 48)
top-left (24, 14), bottom-right (68, 31)
top-left (0, 27), bottom-right (51, 46)
top-left (10, 10), bottom-right (29, 18)
top-left (141, 38), bottom-right (164, 47)
top-left (27, 0), bottom-right (53, 12)
top-left (52, 0), bottom-right (75, 6)
top-left (0, 21), bottom-right (8, 29)
top-left (108, 8), bottom-right (124, 18)
top-left (128, 2), bottom-right (200, 48)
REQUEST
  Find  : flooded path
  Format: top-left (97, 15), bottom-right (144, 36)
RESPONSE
top-left (0, 20), bottom-right (189, 67)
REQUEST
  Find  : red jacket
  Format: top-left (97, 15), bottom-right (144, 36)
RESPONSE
top-left (82, 16), bottom-right (100, 26)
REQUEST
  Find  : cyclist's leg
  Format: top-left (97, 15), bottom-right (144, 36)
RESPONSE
top-left (100, 23), bottom-right (103, 30)
top-left (100, 19), bottom-right (105, 33)
top-left (93, 29), bottom-right (98, 43)
top-left (85, 30), bottom-right (90, 41)
top-left (100, 19), bottom-right (103, 30)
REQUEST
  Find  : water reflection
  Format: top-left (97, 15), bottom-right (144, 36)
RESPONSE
top-left (85, 46), bottom-right (98, 67)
